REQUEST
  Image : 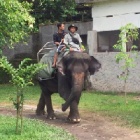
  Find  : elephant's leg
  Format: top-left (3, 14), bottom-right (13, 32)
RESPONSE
top-left (68, 91), bottom-right (81, 123)
top-left (44, 91), bottom-right (56, 120)
top-left (36, 92), bottom-right (46, 115)
top-left (62, 72), bottom-right (84, 112)
top-left (68, 100), bottom-right (81, 123)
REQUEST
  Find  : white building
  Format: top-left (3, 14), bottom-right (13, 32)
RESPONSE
top-left (76, 0), bottom-right (140, 54)
top-left (76, 0), bottom-right (140, 92)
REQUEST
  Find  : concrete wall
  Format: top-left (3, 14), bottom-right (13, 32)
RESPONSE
top-left (87, 30), bottom-right (98, 55)
top-left (90, 52), bottom-right (140, 93)
top-left (92, 0), bottom-right (140, 31)
top-left (3, 33), bottom-right (39, 60)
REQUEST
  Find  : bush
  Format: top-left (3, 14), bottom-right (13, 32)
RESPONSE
top-left (0, 59), bottom-right (38, 84)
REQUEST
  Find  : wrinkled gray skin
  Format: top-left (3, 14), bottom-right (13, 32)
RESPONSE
top-left (36, 52), bottom-right (101, 123)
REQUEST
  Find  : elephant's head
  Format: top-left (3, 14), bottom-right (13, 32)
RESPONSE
top-left (58, 52), bottom-right (101, 77)
top-left (57, 52), bottom-right (101, 112)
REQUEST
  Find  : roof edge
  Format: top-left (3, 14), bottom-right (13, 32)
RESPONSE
top-left (75, 0), bottom-right (109, 4)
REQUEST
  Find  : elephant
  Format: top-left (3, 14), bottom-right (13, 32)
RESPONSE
top-left (36, 51), bottom-right (101, 123)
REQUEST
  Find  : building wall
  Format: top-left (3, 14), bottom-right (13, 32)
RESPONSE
top-left (90, 52), bottom-right (140, 92)
top-left (92, 0), bottom-right (140, 31)
top-left (86, 0), bottom-right (140, 92)
top-left (3, 33), bottom-right (40, 60)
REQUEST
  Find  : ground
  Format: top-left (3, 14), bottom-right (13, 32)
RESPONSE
top-left (0, 105), bottom-right (140, 140)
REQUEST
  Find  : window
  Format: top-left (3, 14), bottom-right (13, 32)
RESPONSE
top-left (97, 30), bottom-right (120, 52)
top-left (97, 29), bottom-right (140, 52)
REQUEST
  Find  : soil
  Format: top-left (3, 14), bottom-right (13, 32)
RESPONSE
top-left (0, 105), bottom-right (140, 140)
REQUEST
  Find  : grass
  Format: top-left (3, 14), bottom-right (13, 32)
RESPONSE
top-left (0, 115), bottom-right (76, 140)
top-left (80, 91), bottom-right (140, 127)
top-left (0, 84), bottom-right (140, 128)
top-left (0, 84), bottom-right (63, 105)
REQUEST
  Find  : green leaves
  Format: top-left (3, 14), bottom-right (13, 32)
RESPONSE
top-left (0, 56), bottom-right (46, 133)
top-left (0, 0), bottom-right (35, 49)
top-left (0, 55), bottom-right (47, 134)
top-left (113, 23), bottom-right (139, 70)
top-left (0, 56), bottom-right (45, 88)
top-left (120, 23), bottom-right (139, 42)
top-left (30, 0), bottom-right (77, 26)
top-left (113, 23), bottom-right (139, 102)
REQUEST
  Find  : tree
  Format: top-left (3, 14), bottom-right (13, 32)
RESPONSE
top-left (20, 0), bottom-right (77, 29)
top-left (0, 57), bottom-right (45, 134)
top-left (0, 0), bottom-right (34, 54)
top-left (33, 0), bottom-right (77, 22)
top-left (113, 23), bottom-right (139, 103)
top-left (0, 0), bottom-right (44, 134)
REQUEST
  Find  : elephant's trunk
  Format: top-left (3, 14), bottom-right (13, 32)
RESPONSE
top-left (62, 72), bottom-right (84, 111)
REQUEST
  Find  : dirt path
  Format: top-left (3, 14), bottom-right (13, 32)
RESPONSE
top-left (0, 105), bottom-right (140, 140)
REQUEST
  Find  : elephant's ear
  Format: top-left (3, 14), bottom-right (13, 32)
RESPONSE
top-left (88, 56), bottom-right (101, 75)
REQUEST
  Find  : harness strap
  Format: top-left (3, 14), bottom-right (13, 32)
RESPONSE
top-left (69, 33), bottom-right (79, 45)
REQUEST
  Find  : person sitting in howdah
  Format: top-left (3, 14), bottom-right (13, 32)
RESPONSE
top-left (52, 23), bottom-right (66, 67)
top-left (64, 24), bottom-right (83, 52)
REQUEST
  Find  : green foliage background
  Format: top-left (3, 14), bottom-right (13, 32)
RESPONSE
top-left (0, 0), bottom-right (34, 51)
top-left (19, 0), bottom-right (77, 31)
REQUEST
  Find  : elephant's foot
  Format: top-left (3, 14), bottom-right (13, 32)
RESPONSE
top-left (46, 112), bottom-right (56, 120)
top-left (36, 109), bottom-right (45, 116)
top-left (67, 114), bottom-right (81, 123)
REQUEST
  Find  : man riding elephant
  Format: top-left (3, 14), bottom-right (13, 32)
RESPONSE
top-left (52, 23), bottom-right (66, 68)
top-left (36, 24), bottom-right (101, 123)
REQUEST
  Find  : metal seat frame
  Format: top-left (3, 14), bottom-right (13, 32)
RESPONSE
top-left (37, 41), bottom-right (56, 62)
